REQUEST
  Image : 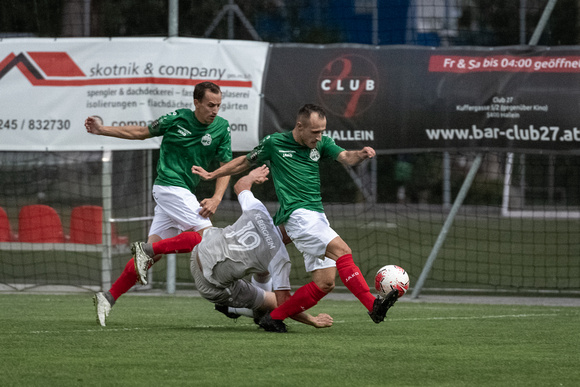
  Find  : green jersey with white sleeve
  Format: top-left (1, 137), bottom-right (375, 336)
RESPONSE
top-left (246, 131), bottom-right (345, 225)
top-left (148, 108), bottom-right (232, 193)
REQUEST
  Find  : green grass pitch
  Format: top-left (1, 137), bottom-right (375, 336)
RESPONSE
top-left (1, 293), bottom-right (579, 386)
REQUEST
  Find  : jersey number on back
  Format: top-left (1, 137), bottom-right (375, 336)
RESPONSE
top-left (225, 221), bottom-right (260, 251)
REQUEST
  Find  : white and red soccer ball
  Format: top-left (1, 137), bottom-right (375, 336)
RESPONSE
top-left (375, 265), bottom-right (410, 298)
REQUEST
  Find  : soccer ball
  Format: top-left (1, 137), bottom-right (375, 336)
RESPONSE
top-left (375, 265), bottom-right (410, 298)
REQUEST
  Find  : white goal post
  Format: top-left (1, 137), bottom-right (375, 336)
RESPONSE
top-left (501, 152), bottom-right (580, 219)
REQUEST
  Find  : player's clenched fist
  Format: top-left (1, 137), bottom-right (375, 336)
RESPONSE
top-left (84, 116), bottom-right (103, 135)
top-left (360, 146), bottom-right (376, 159)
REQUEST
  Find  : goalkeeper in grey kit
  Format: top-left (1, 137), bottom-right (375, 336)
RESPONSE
top-left (132, 165), bottom-right (333, 329)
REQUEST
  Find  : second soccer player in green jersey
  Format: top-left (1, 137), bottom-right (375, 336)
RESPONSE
top-left (192, 104), bottom-right (398, 332)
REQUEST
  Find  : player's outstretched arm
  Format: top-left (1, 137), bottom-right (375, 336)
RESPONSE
top-left (199, 162), bottom-right (232, 218)
top-left (290, 312), bottom-right (333, 328)
top-left (84, 116), bottom-right (151, 140)
top-left (233, 165), bottom-right (270, 194)
top-left (192, 155), bottom-right (251, 181)
top-left (336, 146), bottom-right (376, 166)
top-left (272, 289), bottom-right (332, 328)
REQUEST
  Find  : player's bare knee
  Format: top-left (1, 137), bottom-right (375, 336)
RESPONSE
top-left (317, 280), bottom-right (335, 293)
top-left (339, 246), bottom-right (352, 256)
top-left (338, 242), bottom-right (352, 256)
top-left (326, 237), bottom-right (352, 259)
top-left (261, 292), bottom-right (277, 310)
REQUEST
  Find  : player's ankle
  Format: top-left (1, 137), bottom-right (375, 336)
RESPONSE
top-left (104, 291), bottom-right (116, 306)
top-left (142, 243), bottom-right (154, 257)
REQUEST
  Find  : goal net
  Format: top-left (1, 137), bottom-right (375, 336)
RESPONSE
top-left (2, 0), bottom-right (580, 296)
top-left (2, 149), bottom-right (578, 295)
top-left (0, 150), bottom-right (152, 292)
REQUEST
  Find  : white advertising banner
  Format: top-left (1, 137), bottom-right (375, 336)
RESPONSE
top-left (0, 37), bottom-right (268, 151)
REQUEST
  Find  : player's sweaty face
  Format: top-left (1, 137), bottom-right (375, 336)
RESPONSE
top-left (300, 114), bottom-right (326, 149)
top-left (194, 91), bottom-right (222, 124)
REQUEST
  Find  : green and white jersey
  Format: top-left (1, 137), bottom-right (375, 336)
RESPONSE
top-left (246, 131), bottom-right (345, 225)
top-left (149, 109), bottom-right (232, 193)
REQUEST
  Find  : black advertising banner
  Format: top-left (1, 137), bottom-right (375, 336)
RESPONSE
top-left (260, 44), bottom-right (580, 154)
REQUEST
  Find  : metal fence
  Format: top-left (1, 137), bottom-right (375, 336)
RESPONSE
top-left (2, 0), bottom-right (579, 46)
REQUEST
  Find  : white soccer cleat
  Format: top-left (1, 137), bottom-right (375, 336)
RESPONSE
top-left (93, 292), bottom-right (111, 327)
top-left (132, 242), bottom-right (153, 285)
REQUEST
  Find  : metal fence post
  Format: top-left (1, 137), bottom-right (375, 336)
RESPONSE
top-left (101, 150), bottom-right (113, 291)
top-left (167, 253), bottom-right (176, 294)
top-left (411, 154), bottom-right (483, 299)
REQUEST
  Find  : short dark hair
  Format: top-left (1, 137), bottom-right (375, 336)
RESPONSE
top-left (194, 82), bottom-right (221, 102)
top-left (297, 104), bottom-right (326, 123)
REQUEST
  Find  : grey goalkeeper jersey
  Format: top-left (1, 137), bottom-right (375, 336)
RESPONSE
top-left (196, 190), bottom-right (291, 291)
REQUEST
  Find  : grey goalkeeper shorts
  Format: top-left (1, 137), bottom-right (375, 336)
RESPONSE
top-left (189, 252), bottom-right (265, 310)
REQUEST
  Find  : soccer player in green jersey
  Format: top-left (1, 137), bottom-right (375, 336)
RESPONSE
top-left (192, 104), bottom-right (398, 332)
top-left (85, 81), bottom-right (232, 327)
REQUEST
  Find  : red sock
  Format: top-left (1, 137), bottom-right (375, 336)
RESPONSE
top-left (109, 258), bottom-right (138, 300)
top-left (152, 231), bottom-right (202, 255)
top-left (270, 282), bottom-right (327, 321)
top-left (336, 254), bottom-right (375, 311)
top-left (108, 233), bottom-right (202, 301)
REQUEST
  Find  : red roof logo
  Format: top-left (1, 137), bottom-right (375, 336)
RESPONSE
top-left (0, 51), bottom-right (251, 88)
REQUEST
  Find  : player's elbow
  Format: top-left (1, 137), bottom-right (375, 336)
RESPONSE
top-left (337, 151), bottom-right (358, 167)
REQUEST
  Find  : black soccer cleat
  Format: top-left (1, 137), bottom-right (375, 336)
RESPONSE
top-left (258, 313), bottom-right (288, 333)
top-left (368, 289), bottom-right (399, 324)
top-left (214, 304), bottom-right (241, 320)
top-left (253, 309), bottom-right (267, 326)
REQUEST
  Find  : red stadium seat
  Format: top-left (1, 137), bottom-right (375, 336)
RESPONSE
top-left (18, 205), bottom-right (66, 243)
top-left (0, 207), bottom-right (14, 242)
top-left (69, 205), bottom-right (128, 245)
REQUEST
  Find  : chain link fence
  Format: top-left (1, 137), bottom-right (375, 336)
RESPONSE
top-left (2, 0), bottom-right (579, 46)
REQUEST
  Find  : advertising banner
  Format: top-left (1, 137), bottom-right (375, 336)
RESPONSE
top-left (261, 44), bottom-right (580, 154)
top-left (0, 37), bottom-right (268, 151)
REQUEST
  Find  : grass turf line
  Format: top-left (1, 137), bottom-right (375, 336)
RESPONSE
top-left (1, 294), bottom-right (578, 386)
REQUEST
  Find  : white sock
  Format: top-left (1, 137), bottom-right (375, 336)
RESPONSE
top-left (229, 307), bottom-right (254, 317)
